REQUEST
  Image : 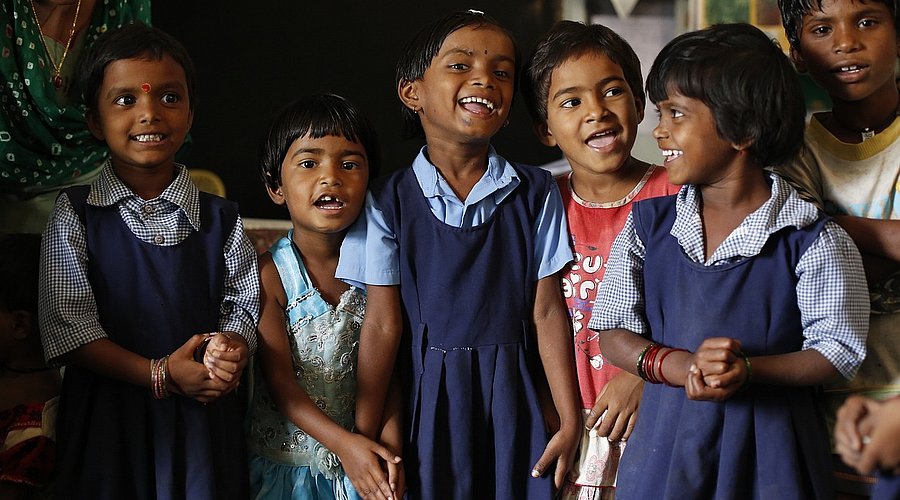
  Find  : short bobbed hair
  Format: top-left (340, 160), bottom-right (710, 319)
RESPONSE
top-left (646, 23), bottom-right (806, 168)
top-left (522, 20), bottom-right (644, 124)
top-left (259, 94), bottom-right (381, 191)
top-left (395, 10), bottom-right (519, 139)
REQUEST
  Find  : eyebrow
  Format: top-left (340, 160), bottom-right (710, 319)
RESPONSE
top-left (551, 76), bottom-right (626, 101)
top-left (441, 46), bottom-right (515, 65)
top-left (290, 148), bottom-right (366, 158)
top-left (104, 80), bottom-right (186, 99)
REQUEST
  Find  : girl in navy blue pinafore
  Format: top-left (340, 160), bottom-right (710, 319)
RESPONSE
top-left (338, 11), bottom-right (582, 500)
top-left (587, 24), bottom-right (870, 500)
top-left (51, 187), bottom-right (249, 500)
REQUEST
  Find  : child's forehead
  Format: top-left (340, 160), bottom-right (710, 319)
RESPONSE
top-left (438, 24), bottom-right (516, 58)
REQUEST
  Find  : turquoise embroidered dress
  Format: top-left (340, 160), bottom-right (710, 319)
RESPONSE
top-left (247, 234), bottom-right (364, 500)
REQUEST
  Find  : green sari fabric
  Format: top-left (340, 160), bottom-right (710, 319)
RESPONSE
top-left (1, 0), bottom-right (150, 191)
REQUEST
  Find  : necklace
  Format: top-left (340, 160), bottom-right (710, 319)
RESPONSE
top-left (30, 0), bottom-right (82, 89)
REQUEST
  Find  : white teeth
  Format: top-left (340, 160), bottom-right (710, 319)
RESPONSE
top-left (660, 149), bottom-right (682, 157)
top-left (459, 96), bottom-right (495, 110)
top-left (134, 134), bottom-right (162, 142)
top-left (840, 66), bottom-right (860, 72)
top-left (317, 195), bottom-right (342, 203)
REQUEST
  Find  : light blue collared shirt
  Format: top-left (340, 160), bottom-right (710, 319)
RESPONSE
top-left (337, 146), bottom-right (573, 287)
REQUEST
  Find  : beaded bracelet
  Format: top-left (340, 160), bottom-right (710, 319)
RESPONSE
top-left (739, 352), bottom-right (752, 392)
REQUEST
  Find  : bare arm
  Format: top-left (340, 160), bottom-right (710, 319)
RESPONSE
top-left (834, 216), bottom-right (900, 263)
top-left (530, 274), bottom-right (581, 488)
top-left (256, 255), bottom-right (396, 499)
top-left (355, 284), bottom-right (403, 439)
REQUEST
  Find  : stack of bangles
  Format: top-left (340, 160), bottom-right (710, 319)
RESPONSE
top-left (151, 355), bottom-right (171, 399)
top-left (636, 343), bottom-right (688, 387)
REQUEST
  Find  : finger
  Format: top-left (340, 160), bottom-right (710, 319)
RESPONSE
top-left (606, 411), bottom-right (629, 442)
top-left (594, 409), bottom-right (615, 437)
top-left (621, 411), bottom-right (637, 441)
top-left (585, 401), bottom-right (607, 430)
top-left (531, 453), bottom-right (550, 478)
top-left (553, 455), bottom-right (569, 489)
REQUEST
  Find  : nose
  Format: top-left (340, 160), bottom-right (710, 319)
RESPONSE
top-left (584, 97), bottom-right (608, 123)
top-left (833, 25), bottom-right (861, 54)
top-left (470, 65), bottom-right (495, 89)
top-left (138, 99), bottom-right (161, 123)
top-left (319, 162), bottom-right (344, 186)
top-left (652, 120), bottom-right (668, 141)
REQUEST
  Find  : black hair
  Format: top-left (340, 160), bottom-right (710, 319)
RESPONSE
top-left (778, 0), bottom-right (897, 50)
top-left (259, 93), bottom-right (381, 191)
top-left (0, 234), bottom-right (41, 315)
top-left (522, 20), bottom-right (644, 124)
top-left (396, 10), bottom-right (519, 139)
top-left (646, 23), bottom-right (806, 167)
top-left (78, 23), bottom-right (198, 112)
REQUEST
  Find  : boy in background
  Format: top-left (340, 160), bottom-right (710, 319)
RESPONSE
top-left (776, 0), bottom-right (899, 495)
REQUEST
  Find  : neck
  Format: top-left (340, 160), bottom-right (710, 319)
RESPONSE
top-left (570, 157), bottom-right (648, 204)
top-left (699, 166), bottom-right (770, 212)
top-left (291, 229), bottom-right (343, 262)
top-left (424, 140), bottom-right (490, 202)
top-left (827, 81), bottom-right (900, 143)
top-left (112, 162), bottom-right (177, 200)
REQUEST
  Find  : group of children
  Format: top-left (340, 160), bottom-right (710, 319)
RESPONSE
top-left (2, 0), bottom-right (897, 498)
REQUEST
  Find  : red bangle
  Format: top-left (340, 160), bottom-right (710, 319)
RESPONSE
top-left (656, 348), bottom-right (688, 387)
top-left (644, 344), bottom-right (663, 384)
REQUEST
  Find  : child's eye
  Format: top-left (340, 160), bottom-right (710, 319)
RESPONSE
top-left (161, 93), bottom-right (180, 104)
top-left (603, 87), bottom-right (625, 98)
top-left (493, 70), bottom-right (510, 79)
top-left (671, 109), bottom-right (684, 118)
top-left (560, 98), bottom-right (581, 108)
top-left (810, 25), bottom-right (832, 36)
top-left (299, 160), bottom-right (316, 169)
top-left (449, 63), bottom-right (468, 70)
top-left (341, 161), bottom-right (360, 170)
top-left (858, 18), bottom-right (876, 28)
top-left (114, 95), bottom-right (136, 106)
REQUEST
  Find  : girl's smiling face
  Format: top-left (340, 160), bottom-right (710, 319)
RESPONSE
top-left (267, 134), bottom-right (369, 239)
top-left (87, 55), bottom-right (193, 175)
top-left (399, 25), bottom-right (516, 147)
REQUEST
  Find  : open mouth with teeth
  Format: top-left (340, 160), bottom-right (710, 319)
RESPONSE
top-left (835, 65), bottom-right (864, 73)
top-left (314, 195), bottom-right (345, 210)
top-left (586, 130), bottom-right (617, 149)
top-left (660, 149), bottom-right (683, 162)
top-left (132, 133), bottom-right (165, 143)
top-left (458, 96), bottom-right (496, 114)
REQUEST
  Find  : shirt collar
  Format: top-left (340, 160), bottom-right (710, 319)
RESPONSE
top-left (411, 145), bottom-right (518, 200)
top-left (672, 173), bottom-right (821, 259)
top-left (88, 161), bottom-right (202, 230)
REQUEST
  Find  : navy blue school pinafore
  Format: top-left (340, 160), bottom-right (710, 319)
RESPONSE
top-left (613, 196), bottom-right (833, 499)
top-left (373, 164), bottom-right (553, 500)
top-left (52, 186), bottom-right (248, 500)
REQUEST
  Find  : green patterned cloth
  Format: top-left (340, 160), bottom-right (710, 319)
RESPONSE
top-left (1, 0), bottom-right (150, 193)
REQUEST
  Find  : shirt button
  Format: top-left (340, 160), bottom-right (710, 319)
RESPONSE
top-left (153, 234), bottom-right (165, 245)
top-left (142, 204), bottom-right (155, 214)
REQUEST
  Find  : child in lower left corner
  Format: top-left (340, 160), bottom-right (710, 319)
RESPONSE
top-left (39, 24), bottom-right (259, 500)
top-left (522, 21), bottom-right (679, 499)
top-left (1, 234), bottom-right (61, 500)
top-left (246, 94), bottom-right (403, 500)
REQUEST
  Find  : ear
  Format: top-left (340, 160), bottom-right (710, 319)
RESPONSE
top-left (534, 121), bottom-right (558, 147)
top-left (86, 109), bottom-right (105, 140)
top-left (266, 183), bottom-right (286, 205)
top-left (10, 310), bottom-right (33, 340)
top-left (789, 47), bottom-right (807, 73)
top-left (398, 78), bottom-right (419, 112)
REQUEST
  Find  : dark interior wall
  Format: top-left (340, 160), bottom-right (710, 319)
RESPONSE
top-left (152, 1), bottom-right (563, 220)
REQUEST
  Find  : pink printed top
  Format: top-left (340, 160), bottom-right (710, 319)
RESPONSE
top-left (558, 165), bottom-right (678, 409)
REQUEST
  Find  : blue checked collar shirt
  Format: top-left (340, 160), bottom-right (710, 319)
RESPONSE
top-left (39, 161), bottom-right (259, 364)
top-left (588, 173), bottom-right (869, 380)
